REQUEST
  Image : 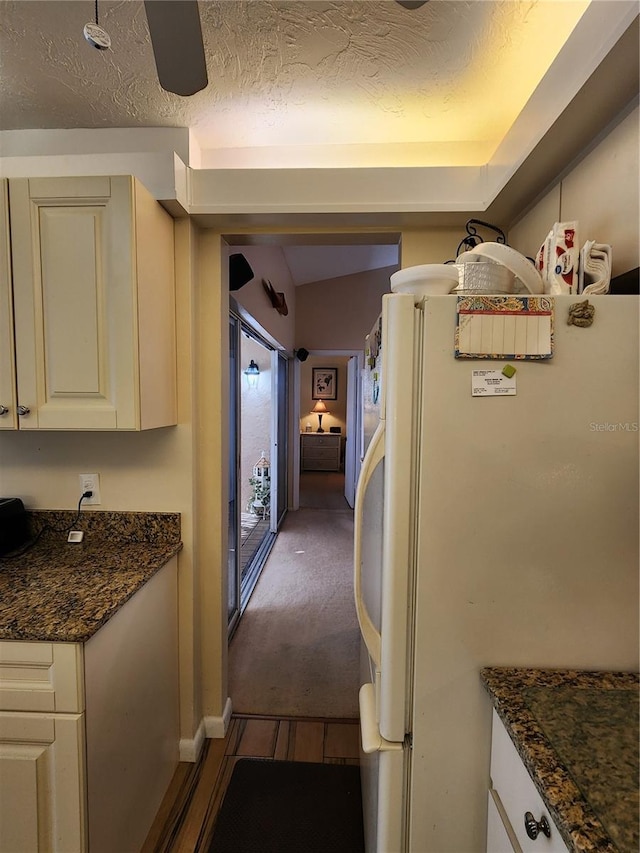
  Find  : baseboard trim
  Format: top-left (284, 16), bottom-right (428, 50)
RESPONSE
top-left (204, 697), bottom-right (233, 739)
top-left (179, 718), bottom-right (206, 763)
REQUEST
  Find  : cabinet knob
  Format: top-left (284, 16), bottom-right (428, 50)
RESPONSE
top-left (524, 811), bottom-right (551, 840)
top-left (0, 405), bottom-right (8, 416)
top-left (16, 405), bottom-right (31, 416)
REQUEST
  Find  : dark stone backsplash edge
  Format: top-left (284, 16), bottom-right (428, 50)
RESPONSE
top-left (29, 510), bottom-right (181, 545)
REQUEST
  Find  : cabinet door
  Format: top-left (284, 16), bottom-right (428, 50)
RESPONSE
top-left (9, 176), bottom-right (147, 430)
top-left (0, 180), bottom-right (17, 430)
top-left (0, 711), bottom-right (86, 852)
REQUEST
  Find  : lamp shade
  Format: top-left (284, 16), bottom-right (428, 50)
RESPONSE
top-left (311, 399), bottom-right (328, 432)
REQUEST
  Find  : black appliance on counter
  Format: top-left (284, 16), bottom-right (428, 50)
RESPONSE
top-left (0, 498), bottom-right (30, 556)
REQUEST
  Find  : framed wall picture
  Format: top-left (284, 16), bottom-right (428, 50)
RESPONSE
top-left (312, 367), bottom-right (338, 400)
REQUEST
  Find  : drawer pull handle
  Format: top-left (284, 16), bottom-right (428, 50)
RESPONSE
top-left (0, 405), bottom-right (8, 415)
top-left (524, 812), bottom-right (551, 840)
top-left (17, 406), bottom-right (30, 416)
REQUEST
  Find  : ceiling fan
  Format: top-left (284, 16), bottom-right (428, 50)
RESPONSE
top-left (121, 0), bottom-right (428, 97)
top-left (144, 0), bottom-right (208, 96)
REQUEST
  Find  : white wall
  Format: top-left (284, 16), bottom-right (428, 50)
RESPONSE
top-left (296, 266), bottom-right (395, 351)
top-left (229, 245), bottom-right (296, 353)
top-left (399, 227), bottom-right (467, 268)
top-left (508, 105), bottom-right (639, 275)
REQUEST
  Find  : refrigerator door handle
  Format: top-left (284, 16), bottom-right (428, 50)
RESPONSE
top-left (359, 684), bottom-right (403, 753)
top-left (354, 419), bottom-right (385, 668)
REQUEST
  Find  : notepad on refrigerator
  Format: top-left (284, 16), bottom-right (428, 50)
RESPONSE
top-left (455, 295), bottom-right (554, 359)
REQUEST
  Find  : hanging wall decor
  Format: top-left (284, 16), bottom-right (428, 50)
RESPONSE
top-left (312, 368), bottom-right (338, 400)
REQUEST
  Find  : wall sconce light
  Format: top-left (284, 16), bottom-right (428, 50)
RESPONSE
top-left (311, 400), bottom-right (328, 432)
top-left (244, 359), bottom-right (260, 387)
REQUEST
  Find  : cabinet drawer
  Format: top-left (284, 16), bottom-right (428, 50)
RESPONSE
top-left (301, 435), bottom-right (340, 449)
top-left (302, 447), bottom-right (338, 460)
top-left (303, 458), bottom-right (339, 470)
top-left (489, 710), bottom-right (567, 852)
top-left (0, 642), bottom-right (84, 713)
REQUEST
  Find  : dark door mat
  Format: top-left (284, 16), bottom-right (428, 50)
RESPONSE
top-left (208, 758), bottom-right (365, 853)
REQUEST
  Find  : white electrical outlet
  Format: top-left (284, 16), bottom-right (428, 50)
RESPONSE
top-left (79, 473), bottom-right (101, 505)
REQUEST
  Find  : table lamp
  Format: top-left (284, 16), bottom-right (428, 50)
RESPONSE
top-left (311, 400), bottom-right (328, 432)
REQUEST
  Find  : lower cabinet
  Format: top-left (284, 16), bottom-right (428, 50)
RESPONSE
top-left (0, 711), bottom-right (86, 852)
top-left (487, 710), bottom-right (568, 853)
top-left (0, 556), bottom-right (179, 852)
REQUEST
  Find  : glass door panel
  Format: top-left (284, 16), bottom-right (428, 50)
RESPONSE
top-left (239, 332), bottom-right (273, 605)
top-left (228, 311), bottom-right (290, 635)
top-left (227, 316), bottom-right (240, 633)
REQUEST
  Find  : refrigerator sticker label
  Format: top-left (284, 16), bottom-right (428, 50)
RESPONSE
top-left (472, 370), bottom-right (516, 396)
top-left (455, 295), bottom-right (554, 360)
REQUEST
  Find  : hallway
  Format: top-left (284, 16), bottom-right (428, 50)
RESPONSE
top-left (143, 472), bottom-right (361, 851)
top-left (228, 472), bottom-right (360, 719)
top-left (298, 471), bottom-right (352, 510)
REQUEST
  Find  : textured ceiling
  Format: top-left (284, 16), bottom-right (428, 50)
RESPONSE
top-left (0, 0), bottom-right (589, 168)
top-left (1, 0), bottom-right (623, 285)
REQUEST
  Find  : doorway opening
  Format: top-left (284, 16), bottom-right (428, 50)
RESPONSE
top-left (296, 352), bottom-right (363, 511)
top-left (225, 233), bottom-right (399, 715)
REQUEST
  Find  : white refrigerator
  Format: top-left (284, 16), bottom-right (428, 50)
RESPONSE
top-left (354, 292), bottom-right (639, 852)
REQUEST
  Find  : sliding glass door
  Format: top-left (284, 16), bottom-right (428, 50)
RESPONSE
top-left (227, 315), bottom-right (242, 630)
top-left (228, 312), bottom-right (289, 635)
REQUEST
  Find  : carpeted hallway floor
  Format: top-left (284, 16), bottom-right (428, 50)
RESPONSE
top-left (228, 473), bottom-right (360, 719)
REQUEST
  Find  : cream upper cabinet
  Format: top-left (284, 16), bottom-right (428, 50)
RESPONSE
top-left (0, 181), bottom-right (17, 430)
top-left (8, 175), bottom-right (177, 430)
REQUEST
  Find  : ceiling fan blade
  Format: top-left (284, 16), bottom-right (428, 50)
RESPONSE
top-left (396, 1), bottom-right (429, 8)
top-left (144, 0), bottom-right (208, 96)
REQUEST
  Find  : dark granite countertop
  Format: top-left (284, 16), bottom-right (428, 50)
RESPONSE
top-left (481, 667), bottom-right (639, 853)
top-left (0, 510), bottom-right (181, 643)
